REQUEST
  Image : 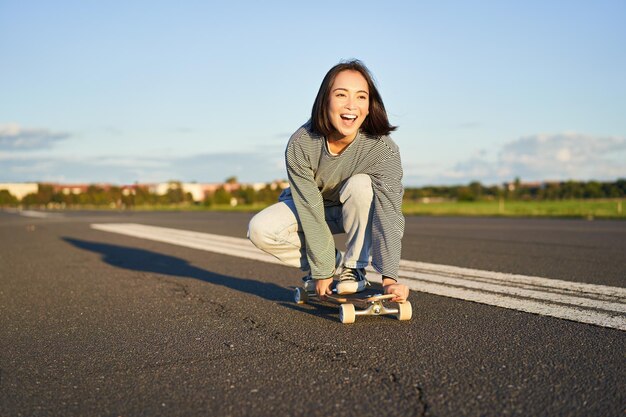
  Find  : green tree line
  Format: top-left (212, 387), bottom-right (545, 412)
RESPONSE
top-left (404, 179), bottom-right (626, 202)
top-left (1, 178), bottom-right (624, 208)
top-left (0, 181), bottom-right (285, 208)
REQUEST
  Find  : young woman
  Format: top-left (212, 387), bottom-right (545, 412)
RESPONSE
top-left (248, 59), bottom-right (408, 302)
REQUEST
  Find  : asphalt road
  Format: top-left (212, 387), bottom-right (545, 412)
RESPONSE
top-left (1, 210), bottom-right (624, 417)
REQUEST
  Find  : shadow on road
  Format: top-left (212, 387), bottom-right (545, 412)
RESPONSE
top-left (63, 237), bottom-right (292, 303)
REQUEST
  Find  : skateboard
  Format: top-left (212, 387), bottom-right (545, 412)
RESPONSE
top-left (293, 286), bottom-right (412, 324)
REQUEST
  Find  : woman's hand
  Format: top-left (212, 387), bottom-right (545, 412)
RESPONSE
top-left (383, 277), bottom-right (409, 302)
top-left (315, 277), bottom-right (334, 299)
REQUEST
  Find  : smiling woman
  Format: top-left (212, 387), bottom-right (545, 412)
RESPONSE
top-left (248, 59), bottom-right (408, 303)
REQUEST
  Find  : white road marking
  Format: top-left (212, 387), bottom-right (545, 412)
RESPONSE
top-left (2, 208), bottom-right (64, 218)
top-left (18, 210), bottom-right (60, 218)
top-left (91, 223), bottom-right (626, 331)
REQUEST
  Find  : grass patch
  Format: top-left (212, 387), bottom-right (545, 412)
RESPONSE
top-left (402, 199), bottom-right (625, 219)
top-left (14, 199), bottom-right (625, 219)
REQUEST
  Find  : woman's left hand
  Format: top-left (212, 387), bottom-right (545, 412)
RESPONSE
top-left (383, 282), bottom-right (409, 303)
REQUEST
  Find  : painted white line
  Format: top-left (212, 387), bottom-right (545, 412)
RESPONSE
top-left (399, 270), bottom-right (626, 312)
top-left (91, 223), bottom-right (626, 331)
top-left (90, 223), bottom-right (283, 266)
top-left (394, 278), bottom-right (626, 331)
top-left (5, 209), bottom-right (64, 219)
top-left (398, 260), bottom-right (626, 299)
top-left (18, 210), bottom-right (61, 218)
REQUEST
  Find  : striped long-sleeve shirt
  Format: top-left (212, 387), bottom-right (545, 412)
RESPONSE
top-left (284, 122), bottom-right (404, 280)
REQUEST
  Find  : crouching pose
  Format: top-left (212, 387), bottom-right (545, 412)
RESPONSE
top-left (248, 59), bottom-right (408, 302)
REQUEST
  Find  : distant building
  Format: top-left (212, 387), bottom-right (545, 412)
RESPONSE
top-left (180, 183), bottom-right (209, 202)
top-left (149, 181), bottom-right (238, 201)
top-left (249, 182), bottom-right (268, 191)
top-left (503, 180), bottom-right (561, 192)
top-left (142, 180), bottom-right (284, 202)
top-left (52, 183), bottom-right (91, 195)
top-left (0, 183), bottom-right (38, 200)
top-left (269, 180), bottom-right (289, 190)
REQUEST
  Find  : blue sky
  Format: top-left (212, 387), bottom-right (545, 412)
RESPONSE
top-left (1, 0), bottom-right (625, 186)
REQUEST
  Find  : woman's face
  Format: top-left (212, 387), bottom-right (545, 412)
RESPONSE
top-left (327, 70), bottom-right (369, 142)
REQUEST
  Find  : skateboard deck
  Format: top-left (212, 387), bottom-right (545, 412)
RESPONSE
top-left (293, 286), bottom-right (412, 324)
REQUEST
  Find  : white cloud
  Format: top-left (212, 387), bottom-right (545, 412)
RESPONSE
top-left (498, 133), bottom-right (626, 181)
top-left (0, 123), bottom-right (71, 150)
top-left (410, 132), bottom-right (626, 185)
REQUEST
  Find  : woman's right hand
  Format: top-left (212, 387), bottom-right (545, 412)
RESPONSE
top-left (315, 277), bottom-right (334, 300)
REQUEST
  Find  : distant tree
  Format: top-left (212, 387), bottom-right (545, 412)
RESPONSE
top-left (583, 181), bottom-right (603, 199)
top-left (134, 186), bottom-right (157, 205)
top-left (616, 179), bottom-right (626, 195)
top-left (21, 184), bottom-right (56, 206)
top-left (469, 181), bottom-right (483, 200)
top-left (540, 183), bottom-right (561, 200)
top-left (601, 183), bottom-right (619, 198)
top-left (81, 185), bottom-right (111, 205)
top-left (158, 181), bottom-right (192, 204)
top-left (403, 187), bottom-right (428, 201)
top-left (163, 188), bottom-right (185, 204)
top-left (109, 186), bottom-right (123, 207)
top-left (456, 186), bottom-right (475, 202)
top-left (256, 184), bottom-right (282, 204)
top-left (485, 185), bottom-right (500, 200)
top-left (236, 186), bottom-right (257, 205)
top-left (0, 190), bottom-right (18, 205)
top-left (62, 192), bottom-right (79, 206)
top-left (562, 181), bottom-right (584, 199)
top-left (213, 186), bottom-right (232, 205)
top-left (502, 177), bottom-right (520, 200)
top-left (202, 195), bottom-right (214, 207)
top-left (21, 193), bottom-right (37, 206)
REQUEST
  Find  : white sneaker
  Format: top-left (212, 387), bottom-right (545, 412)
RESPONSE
top-left (335, 267), bottom-right (369, 295)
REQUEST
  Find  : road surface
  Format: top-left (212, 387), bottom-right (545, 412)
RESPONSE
top-left (1, 209), bottom-right (624, 416)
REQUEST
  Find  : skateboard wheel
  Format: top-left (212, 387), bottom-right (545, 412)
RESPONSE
top-left (397, 301), bottom-right (412, 321)
top-left (339, 303), bottom-right (356, 324)
top-left (294, 287), bottom-right (308, 304)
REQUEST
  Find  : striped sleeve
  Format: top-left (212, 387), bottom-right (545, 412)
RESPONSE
top-left (285, 135), bottom-right (336, 280)
top-left (365, 138), bottom-right (405, 280)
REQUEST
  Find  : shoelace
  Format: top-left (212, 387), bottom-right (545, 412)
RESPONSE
top-left (339, 268), bottom-right (362, 282)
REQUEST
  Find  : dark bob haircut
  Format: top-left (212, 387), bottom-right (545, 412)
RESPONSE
top-left (311, 59), bottom-right (397, 137)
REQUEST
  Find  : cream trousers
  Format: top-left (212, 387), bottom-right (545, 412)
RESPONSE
top-left (248, 174), bottom-right (373, 272)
